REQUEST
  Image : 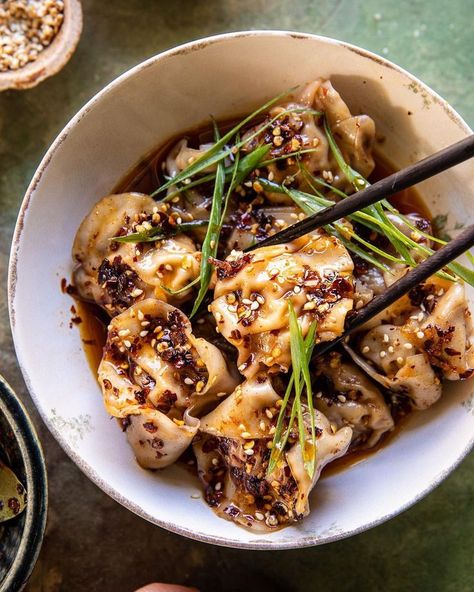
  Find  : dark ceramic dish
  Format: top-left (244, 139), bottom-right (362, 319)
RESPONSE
top-left (0, 376), bottom-right (47, 592)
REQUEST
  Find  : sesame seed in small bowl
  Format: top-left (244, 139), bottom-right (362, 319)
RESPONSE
top-left (0, 0), bottom-right (82, 92)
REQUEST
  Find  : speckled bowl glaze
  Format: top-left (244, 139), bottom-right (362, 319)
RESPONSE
top-left (8, 31), bottom-right (474, 549)
top-left (0, 376), bottom-right (47, 591)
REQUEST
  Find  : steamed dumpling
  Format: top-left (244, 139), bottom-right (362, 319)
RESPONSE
top-left (210, 231), bottom-right (354, 378)
top-left (348, 278), bottom-right (474, 408)
top-left (98, 299), bottom-right (238, 468)
top-left (347, 324), bottom-right (442, 410)
top-left (314, 353), bottom-right (394, 448)
top-left (241, 79), bottom-right (376, 204)
top-left (194, 375), bottom-right (352, 531)
top-left (72, 193), bottom-right (200, 315)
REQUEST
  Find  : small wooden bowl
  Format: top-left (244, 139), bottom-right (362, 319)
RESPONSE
top-left (0, 0), bottom-right (83, 92)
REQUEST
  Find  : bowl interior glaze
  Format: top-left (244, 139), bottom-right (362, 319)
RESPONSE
top-left (8, 31), bottom-right (474, 549)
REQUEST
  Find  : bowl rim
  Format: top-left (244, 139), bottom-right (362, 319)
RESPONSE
top-left (0, 376), bottom-right (48, 590)
top-left (7, 29), bottom-right (474, 550)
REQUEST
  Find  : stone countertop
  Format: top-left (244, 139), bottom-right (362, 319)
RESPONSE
top-left (1, 1), bottom-right (473, 590)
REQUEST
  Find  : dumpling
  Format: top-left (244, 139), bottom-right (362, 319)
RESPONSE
top-left (313, 79), bottom-right (375, 183)
top-left (347, 324), bottom-right (442, 410)
top-left (98, 299), bottom-right (238, 468)
top-left (210, 231), bottom-right (354, 378)
top-left (314, 353), bottom-right (394, 448)
top-left (240, 79), bottom-right (375, 204)
top-left (348, 277), bottom-right (474, 408)
top-left (421, 281), bottom-right (474, 380)
top-left (193, 375), bottom-right (352, 531)
top-left (72, 193), bottom-right (200, 315)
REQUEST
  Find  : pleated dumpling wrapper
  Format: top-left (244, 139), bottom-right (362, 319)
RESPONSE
top-left (99, 299), bottom-right (239, 468)
top-left (194, 375), bottom-right (352, 532)
top-left (73, 193), bottom-right (200, 315)
top-left (210, 232), bottom-right (354, 379)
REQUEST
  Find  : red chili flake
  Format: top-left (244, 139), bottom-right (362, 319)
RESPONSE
top-left (8, 497), bottom-right (20, 515)
top-left (210, 254), bottom-right (254, 281)
top-left (156, 390), bottom-right (177, 414)
top-left (143, 422), bottom-right (158, 434)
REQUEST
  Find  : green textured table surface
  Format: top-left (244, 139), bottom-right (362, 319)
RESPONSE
top-left (1, 2), bottom-right (473, 591)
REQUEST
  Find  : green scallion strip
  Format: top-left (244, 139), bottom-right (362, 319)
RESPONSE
top-left (161, 276), bottom-right (200, 296)
top-left (268, 310), bottom-right (317, 476)
top-left (319, 119), bottom-right (474, 285)
top-left (153, 103), bottom-right (319, 197)
top-left (110, 219), bottom-right (209, 244)
top-left (190, 124), bottom-right (226, 317)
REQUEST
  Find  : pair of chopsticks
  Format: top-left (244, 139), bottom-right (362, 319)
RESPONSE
top-left (245, 135), bottom-right (474, 357)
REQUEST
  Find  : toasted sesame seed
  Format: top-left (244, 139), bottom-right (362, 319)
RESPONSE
top-left (338, 394), bottom-right (347, 403)
top-left (417, 331), bottom-right (425, 339)
top-left (137, 310), bottom-right (145, 321)
top-left (362, 345), bottom-right (371, 354)
top-left (244, 448), bottom-right (254, 456)
top-left (139, 330), bottom-right (149, 337)
top-left (259, 421), bottom-right (266, 431)
top-left (273, 135), bottom-right (284, 147)
top-left (388, 346), bottom-right (394, 353)
top-left (123, 340), bottom-right (132, 348)
top-left (404, 342), bottom-right (413, 350)
top-left (265, 409), bottom-right (273, 419)
top-left (383, 334), bottom-right (389, 343)
top-left (118, 329), bottom-right (130, 337)
top-left (214, 482), bottom-right (222, 491)
top-left (255, 512), bottom-right (265, 521)
top-left (184, 377), bottom-right (194, 385)
top-left (303, 301), bottom-right (316, 311)
top-left (241, 431), bottom-right (252, 439)
top-left (397, 356), bottom-right (404, 365)
top-left (380, 351), bottom-right (387, 358)
top-left (131, 288), bottom-right (144, 298)
top-left (266, 514), bottom-right (279, 527)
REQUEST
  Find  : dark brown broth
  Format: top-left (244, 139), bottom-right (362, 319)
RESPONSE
top-left (77, 126), bottom-right (429, 475)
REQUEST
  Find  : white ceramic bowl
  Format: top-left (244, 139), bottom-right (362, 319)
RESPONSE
top-left (8, 31), bottom-right (474, 549)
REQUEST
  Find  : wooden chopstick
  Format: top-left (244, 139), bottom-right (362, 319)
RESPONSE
top-left (245, 135), bottom-right (474, 251)
top-left (311, 223), bottom-right (474, 359)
